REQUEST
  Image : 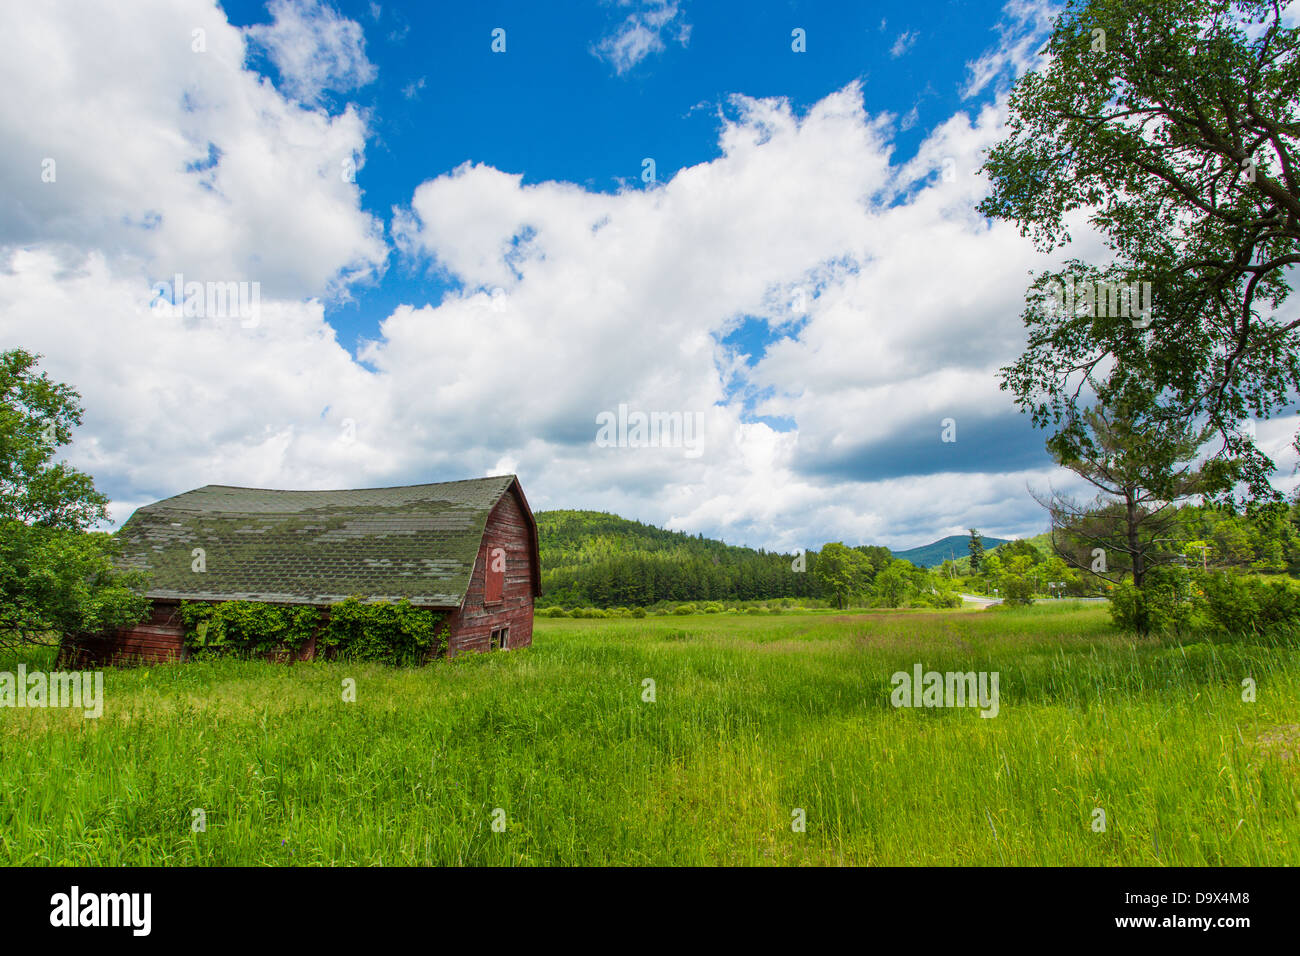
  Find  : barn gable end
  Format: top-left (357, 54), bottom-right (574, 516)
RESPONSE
top-left (443, 481), bottom-right (538, 656)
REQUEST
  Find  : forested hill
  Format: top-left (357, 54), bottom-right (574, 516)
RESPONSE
top-left (535, 510), bottom-right (818, 606)
top-left (891, 534), bottom-right (1010, 568)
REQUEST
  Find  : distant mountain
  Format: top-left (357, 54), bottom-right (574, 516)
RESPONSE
top-left (891, 534), bottom-right (1011, 568)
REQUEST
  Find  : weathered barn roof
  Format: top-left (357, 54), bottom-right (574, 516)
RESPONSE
top-left (115, 475), bottom-right (538, 607)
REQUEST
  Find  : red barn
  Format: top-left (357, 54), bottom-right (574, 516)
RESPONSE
top-left (61, 475), bottom-right (540, 665)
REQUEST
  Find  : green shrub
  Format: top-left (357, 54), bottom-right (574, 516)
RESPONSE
top-left (702, 602), bottom-right (724, 614)
top-left (745, 606), bottom-right (764, 615)
top-left (179, 598), bottom-right (447, 664)
top-left (673, 603), bottom-right (696, 615)
top-left (1108, 566), bottom-right (1194, 634)
top-left (631, 606), bottom-right (647, 618)
top-left (178, 601), bottom-right (319, 657)
top-left (1200, 571), bottom-right (1300, 635)
top-left (318, 597), bottom-right (448, 664)
top-left (924, 590), bottom-right (963, 609)
top-left (1000, 574), bottom-right (1035, 606)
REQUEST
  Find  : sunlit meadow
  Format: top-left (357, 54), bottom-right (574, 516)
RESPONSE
top-left (3, 604), bottom-right (1297, 865)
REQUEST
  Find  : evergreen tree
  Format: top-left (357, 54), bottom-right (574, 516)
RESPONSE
top-left (968, 529), bottom-right (985, 573)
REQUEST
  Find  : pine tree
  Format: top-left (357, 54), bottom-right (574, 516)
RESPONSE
top-left (968, 529), bottom-right (985, 574)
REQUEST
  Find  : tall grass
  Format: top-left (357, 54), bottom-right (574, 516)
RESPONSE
top-left (2, 603), bottom-right (1297, 865)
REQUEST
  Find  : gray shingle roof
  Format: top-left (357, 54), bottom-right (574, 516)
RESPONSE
top-left (116, 476), bottom-right (523, 607)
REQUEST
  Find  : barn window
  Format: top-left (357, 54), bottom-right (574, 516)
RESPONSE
top-left (490, 626), bottom-right (510, 651)
top-left (484, 546), bottom-right (505, 604)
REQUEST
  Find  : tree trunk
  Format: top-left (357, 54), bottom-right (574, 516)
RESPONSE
top-left (1127, 488), bottom-right (1144, 589)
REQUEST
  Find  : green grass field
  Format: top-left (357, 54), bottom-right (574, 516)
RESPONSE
top-left (2, 603), bottom-right (1298, 865)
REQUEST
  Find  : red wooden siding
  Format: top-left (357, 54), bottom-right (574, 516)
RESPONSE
top-left (58, 600), bottom-right (324, 667)
top-left (443, 487), bottom-right (536, 656)
top-left (59, 601), bottom-right (187, 667)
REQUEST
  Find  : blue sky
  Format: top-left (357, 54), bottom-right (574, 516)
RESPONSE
top-left (4, 0), bottom-right (1297, 553)
top-left (228, 0), bottom-right (1013, 367)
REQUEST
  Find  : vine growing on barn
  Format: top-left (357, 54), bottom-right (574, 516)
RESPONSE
top-left (178, 598), bottom-right (449, 663)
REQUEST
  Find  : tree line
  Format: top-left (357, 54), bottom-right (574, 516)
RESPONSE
top-left (539, 510), bottom-right (821, 606)
top-left (539, 511), bottom-right (962, 609)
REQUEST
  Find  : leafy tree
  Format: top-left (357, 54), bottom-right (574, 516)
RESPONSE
top-left (853, 544), bottom-right (894, 584)
top-left (0, 350), bottom-right (148, 648)
top-left (980, 0), bottom-right (1300, 497)
top-left (980, 553), bottom-right (1004, 596)
top-left (999, 555), bottom-right (1038, 605)
top-left (872, 560), bottom-right (913, 608)
top-left (1041, 554), bottom-right (1082, 595)
top-left (1170, 497), bottom-right (1300, 571)
top-left (1001, 538), bottom-right (1044, 566)
top-left (813, 543), bottom-right (871, 609)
